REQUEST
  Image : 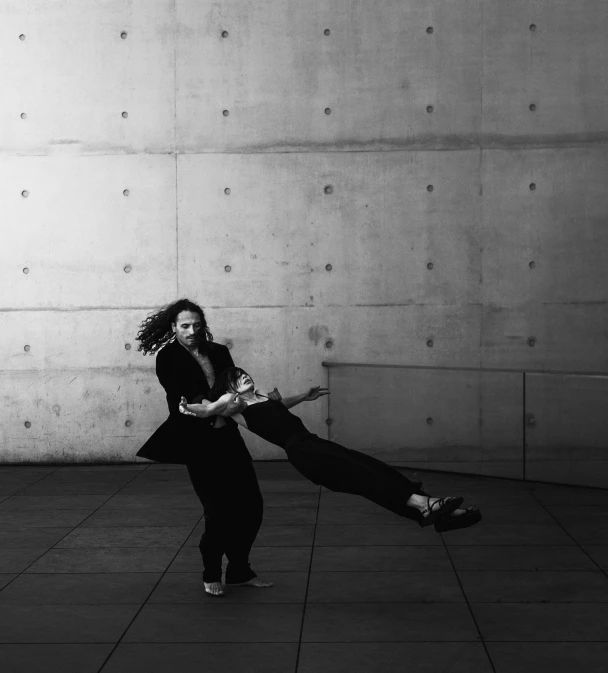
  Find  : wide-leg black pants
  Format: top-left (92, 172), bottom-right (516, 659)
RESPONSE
top-left (186, 424), bottom-right (263, 583)
top-left (285, 434), bottom-right (423, 523)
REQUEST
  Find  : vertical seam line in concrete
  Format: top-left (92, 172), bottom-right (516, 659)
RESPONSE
top-left (326, 366), bottom-right (331, 441)
top-left (175, 153), bottom-right (179, 296)
top-left (523, 372), bottom-right (527, 481)
top-left (174, 0), bottom-right (179, 296)
top-left (478, 0), bottom-right (485, 378)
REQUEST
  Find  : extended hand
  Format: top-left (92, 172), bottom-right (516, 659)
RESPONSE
top-left (179, 396), bottom-right (202, 417)
top-left (303, 386), bottom-right (330, 402)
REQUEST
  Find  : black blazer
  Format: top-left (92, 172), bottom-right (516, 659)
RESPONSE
top-left (136, 339), bottom-right (237, 464)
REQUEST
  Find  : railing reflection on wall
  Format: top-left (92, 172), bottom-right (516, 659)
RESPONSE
top-left (322, 361), bottom-right (608, 484)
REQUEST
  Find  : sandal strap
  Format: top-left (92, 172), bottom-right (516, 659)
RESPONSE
top-left (421, 495), bottom-right (442, 517)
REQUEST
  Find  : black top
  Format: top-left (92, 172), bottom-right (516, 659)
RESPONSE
top-left (156, 339), bottom-right (235, 416)
top-left (241, 399), bottom-right (311, 449)
top-left (137, 339), bottom-right (239, 464)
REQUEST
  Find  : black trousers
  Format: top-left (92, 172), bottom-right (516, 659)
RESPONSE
top-left (286, 434), bottom-right (424, 523)
top-left (186, 425), bottom-right (263, 583)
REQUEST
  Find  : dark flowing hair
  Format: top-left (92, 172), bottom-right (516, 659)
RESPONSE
top-left (209, 367), bottom-right (250, 402)
top-left (136, 298), bottom-right (214, 355)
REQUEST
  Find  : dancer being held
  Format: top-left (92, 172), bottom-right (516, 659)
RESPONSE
top-left (180, 368), bottom-right (482, 530)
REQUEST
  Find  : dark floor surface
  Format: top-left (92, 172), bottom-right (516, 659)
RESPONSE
top-left (0, 462), bottom-right (607, 672)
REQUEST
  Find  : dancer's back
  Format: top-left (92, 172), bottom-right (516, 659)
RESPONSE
top-left (240, 399), bottom-right (311, 448)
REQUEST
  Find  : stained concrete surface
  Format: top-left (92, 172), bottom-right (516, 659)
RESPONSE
top-left (0, 462), bottom-right (607, 672)
top-left (1, 0), bottom-right (607, 476)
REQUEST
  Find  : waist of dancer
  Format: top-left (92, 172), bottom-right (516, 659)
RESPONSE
top-left (283, 430), bottom-right (323, 453)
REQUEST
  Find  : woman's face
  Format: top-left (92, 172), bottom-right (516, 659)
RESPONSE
top-left (235, 372), bottom-right (254, 394)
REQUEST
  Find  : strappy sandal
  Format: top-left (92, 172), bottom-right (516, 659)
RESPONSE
top-left (434, 506), bottom-right (482, 533)
top-left (418, 496), bottom-right (464, 528)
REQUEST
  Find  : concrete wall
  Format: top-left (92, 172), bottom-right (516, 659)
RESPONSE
top-left (1, 1), bottom-right (607, 482)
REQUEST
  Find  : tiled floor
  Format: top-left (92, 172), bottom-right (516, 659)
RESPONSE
top-left (0, 462), bottom-right (607, 672)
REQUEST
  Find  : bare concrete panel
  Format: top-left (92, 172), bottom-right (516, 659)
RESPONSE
top-left (0, 156), bottom-right (177, 308)
top-left (483, 0), bottom-right (608, 145)
top-left (178, 151), bottom-right (481, 307)
top-left (482, 148), bottom-right (608, 306)
top-left (525, 374), bottom-right (608, 487)
top-left (324, 305), bottom-right (482, 369)
top-left (0, 0), bottom-right (175, 155)
top-left (0, 0), bottom-right (606, 476)
top-left (326, 365), bottom-right (522, 477)
top-left (481, 304), bottom-right (608, 373)
top-left (0, 310), bottom-right (155, 371)
top-left (0, 368), bottom-right (166, 463)
top-left (176, 0), bottom-right (481, 152)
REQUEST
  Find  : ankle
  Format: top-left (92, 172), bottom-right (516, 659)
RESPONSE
top-left (406, 493), bottom-right (425, 509)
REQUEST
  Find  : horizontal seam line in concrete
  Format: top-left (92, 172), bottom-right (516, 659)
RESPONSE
top-left (5, 141), bottom-right (608, 156)
top-left (0, 305), bottom-right (317, 312)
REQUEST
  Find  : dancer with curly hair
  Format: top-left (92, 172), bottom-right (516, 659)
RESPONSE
top-left (136, 299), bottom-right (273, 596)
top-left (180, 368), bottom-right (482, 532)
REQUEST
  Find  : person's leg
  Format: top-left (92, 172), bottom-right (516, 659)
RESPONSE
top-left (223, 459), bottom-right (264, 584)
top-left (286, 436), bottom-right (461, 526)
top-left (185, 462), bottom-right (226, 588)
top-left (211, 425), bottom-right (272, 588)
top-left (411, 477), bottom-right (482, 531)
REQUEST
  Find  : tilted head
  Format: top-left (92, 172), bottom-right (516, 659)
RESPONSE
top-left (136, 298), bottom-right (213, 355)
top-left (210, 367), bottom-right (254, 401)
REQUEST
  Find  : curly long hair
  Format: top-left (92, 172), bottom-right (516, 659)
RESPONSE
top-left (136, 298), bottom-right (214, 355)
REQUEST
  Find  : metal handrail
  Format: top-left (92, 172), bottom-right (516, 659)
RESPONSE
top-left (322, 361), bottom-right (608, 377)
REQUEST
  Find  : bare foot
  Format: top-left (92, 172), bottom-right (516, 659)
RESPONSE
top-left (204, 581), bottom-right (224, 596)
top-left (230, 577), bottom-right (274, 588)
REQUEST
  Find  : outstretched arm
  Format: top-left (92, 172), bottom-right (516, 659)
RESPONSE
top-left (180, 394), bottom-right (248, 428)
top-left (280, 386), bottom-right (330, 409)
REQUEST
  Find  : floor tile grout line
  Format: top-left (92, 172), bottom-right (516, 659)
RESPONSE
top-left (0, 466), bottom-right (155, 596)
top-left (12, 569), bottom-right (608, 575)
top-left (6, 600), bottom-right (608, 605)
top-left (3, 467), bottom-right (608, 654)
top-left (3, 466), bottom-right (63, 497)
top-left (440, 535), bottom-right (497, 673)
top-left (5, 638), bottom-right (608, 645)
top-left (95, 467), bottom-right (208, 673)
top-left (293, 485), bottom-right (322, 673)
top-left (530, 492), bottom-right (608, 580)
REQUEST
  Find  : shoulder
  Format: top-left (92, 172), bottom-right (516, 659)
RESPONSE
top-left (156, 340), bottom-right (178, 361)
top-left (208, 341), bottom-right (229, 355)
top-left (156, 340), bottom-right (186, 369)
top-left (207, 342), bottom-right (233, 367)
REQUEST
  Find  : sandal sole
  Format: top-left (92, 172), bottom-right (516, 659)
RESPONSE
top-left (435, 509), bottom-right (482, 533)
top-left (419, 496), bottom-right (464, 528)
